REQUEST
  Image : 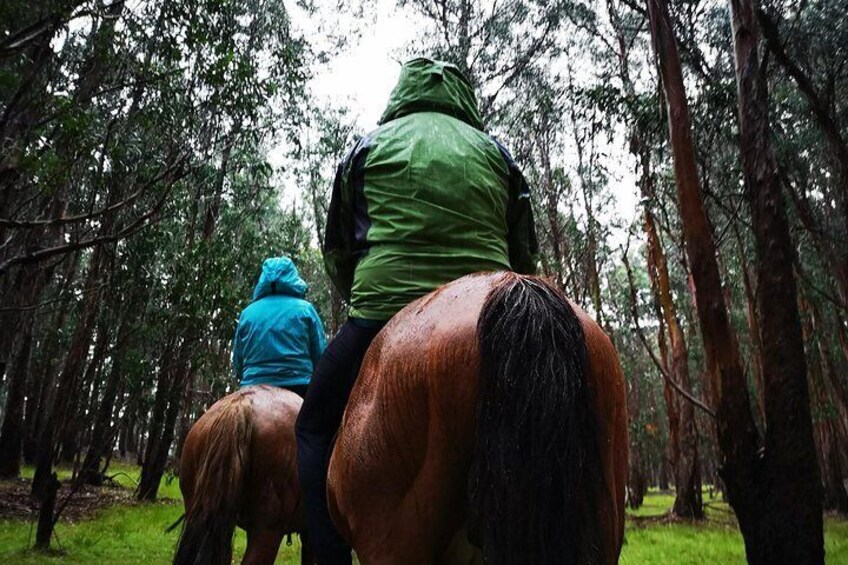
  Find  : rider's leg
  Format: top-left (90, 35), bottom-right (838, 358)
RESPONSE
top-left (295, 318), bottom-right (385, 565)
top-left (300, 530), bottom-right (315, 565)
top-left (286, 384), bottom-right (309, 399)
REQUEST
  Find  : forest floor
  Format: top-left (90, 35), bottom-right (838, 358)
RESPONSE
top-left (0, 465), bottom-right (847, 563)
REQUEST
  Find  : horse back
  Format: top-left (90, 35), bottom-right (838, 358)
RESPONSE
top-left (328, 273), bottom-right (628, 563)
top-left (180, 386), bottom-right (304, 534)
top-left (329, 274), bottom-right (493, 562)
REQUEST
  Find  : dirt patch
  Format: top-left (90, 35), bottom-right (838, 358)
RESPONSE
top-left (0, 478), bottom-right (135, 523)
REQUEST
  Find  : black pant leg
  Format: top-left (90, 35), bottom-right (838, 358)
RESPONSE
top-left (286, 384), bottom-right (309, 399)
top-left (295, 319), bottom-right (383, 565)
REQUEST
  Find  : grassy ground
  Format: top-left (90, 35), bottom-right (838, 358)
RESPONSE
top-left (1, 463), bottom-right (301, 564)
top-left (0, 470), bottom-right (846, 563)
top-left (620, 491), bottom-right (848, 564)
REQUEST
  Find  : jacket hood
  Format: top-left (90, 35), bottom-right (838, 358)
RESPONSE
top-left (252, 257), bottom-right (307, 301)
top-left (378, 58), bottom-right (484, 130)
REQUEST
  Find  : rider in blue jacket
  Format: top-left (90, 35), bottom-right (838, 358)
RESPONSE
top-left (233, 257), bottom-right (326, 397)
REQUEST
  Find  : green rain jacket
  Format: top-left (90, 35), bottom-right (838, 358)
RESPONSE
top-left (324, 58), bottom-right (538, 321)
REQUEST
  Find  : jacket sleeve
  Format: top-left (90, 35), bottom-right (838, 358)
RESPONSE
top-left (232, 322), bottom-right (243, 381)
top-left (497, 142), bottom-right (539, 274)
top-left (324, 136), bottom-right (373, 299)
top-left (323, 161), bottom-right (355, 300)
top-left (308, 306), bottom-right (327, 367)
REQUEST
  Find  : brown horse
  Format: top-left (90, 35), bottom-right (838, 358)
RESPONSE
top-left (328, 272), bottom-right (628, 564)
top-left (174, 385), bottom-right (313, 565)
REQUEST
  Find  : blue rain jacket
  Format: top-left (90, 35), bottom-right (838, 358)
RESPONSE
top-left (233, 257), bottom-right (327, 388)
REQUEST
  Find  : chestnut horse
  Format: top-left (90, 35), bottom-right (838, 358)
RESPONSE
top-left (174, 385), bottom-right (313, 565)
top-left (328, 272), bottom-right (628, 564)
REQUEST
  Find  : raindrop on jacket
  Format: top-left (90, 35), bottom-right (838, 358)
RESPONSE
top-left (233, 257), bottom-right (326, 388)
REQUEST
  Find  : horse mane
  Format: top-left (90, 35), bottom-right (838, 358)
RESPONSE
top-left (469, 274), bottom-right (603, 565)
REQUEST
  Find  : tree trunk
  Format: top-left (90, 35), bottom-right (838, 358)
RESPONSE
top-left (172, 367), bottom-right (197, 470)
top-left (137, 342), bottom-right (190, 500)
top-left (728, 0), bottom-right (824, 560)
top-left (645, 0), bottom-right (763, 554)
top-left (60, 322), bottom-right (109, 465)
top-left (23, 358), bottom-right (50, 466)
top-left (0, 197), bottom-right (64, 462)
top-left (33, 472), bottom-right (60, 550)
top-left (136, 342), bottom-right (175, 498)
top-left (734, 226), bottom-right (765, 424)
top-left (652, 224), bottom-right (702, 518)
top-left (625, 343), bottom-right (648, 510)
top-left (534, 129), bottom-right (568, 289)
top-left (0, 325), bottom-right (33, 478)
top-left (806, 322), bottom-right (848, 515)
top-left (641, 147), bottom-right (703, 519)
top-left (805, 296), bottom-right (848, 515)
top-left (627, 457), bottom-right (648, 509)
top-left (657, 457), bottom-right (670, 491)
top-left (609, 0), bottom-right (703, 516)
top-left (31, 249), bottom-right (105, 497)
top-left (78, 309), bottom-right (133, 485)
top-left (22, 254), bottom-right (79, 465)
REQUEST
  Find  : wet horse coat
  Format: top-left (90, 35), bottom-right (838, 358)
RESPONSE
top-left (176, 385), bottom-right (313, 565)
top-left (327, 272), bottom-right (628, 564)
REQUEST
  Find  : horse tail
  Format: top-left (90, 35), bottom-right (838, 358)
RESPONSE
top-left (469, 274), bottom-right (602, 565)
top-left (173, 395), bottom-right (252, 565)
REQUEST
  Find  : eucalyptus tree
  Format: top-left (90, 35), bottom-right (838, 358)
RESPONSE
top-left (599, 0), bottom-right (705, 518)
top-left (646, 0), bottom-right (828, 559)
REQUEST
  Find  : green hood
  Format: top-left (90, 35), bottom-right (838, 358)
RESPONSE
top-left (378, 58), bottom-right (484, 130)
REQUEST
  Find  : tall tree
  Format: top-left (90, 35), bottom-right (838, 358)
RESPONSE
top-left (608, 0), bottom-right (703, 517)
top-left (728, 0), bottom-right (823, 559)
top-left (645, 0), bottom-right (762, 550)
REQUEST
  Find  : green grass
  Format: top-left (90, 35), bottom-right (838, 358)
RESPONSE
top-left (625, 490), bottom-right (679, 518)
top-left (1, 471), bottom-right (847, 563)
top-left (0, 501), bottom-right (303, 564)
top-left (3, 463), bottom-right (300, 563)
top-left (621, 515), bottom-right (848, 564)
top-left (620, 489), bottom-right (848, 564)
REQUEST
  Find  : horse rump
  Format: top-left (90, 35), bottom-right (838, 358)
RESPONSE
top-left (173, 394), bottom-right (253, 565)
top-left (469, 273), bottom-right (602, 565)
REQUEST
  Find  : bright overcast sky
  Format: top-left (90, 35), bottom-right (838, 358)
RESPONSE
top-left (272, 1), bottom-right (417, 206)
top-left (308, 3), bottom-right (417, 130)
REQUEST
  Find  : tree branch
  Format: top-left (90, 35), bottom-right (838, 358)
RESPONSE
top-left (622, 240), bottom-right (716, 418)
top-left (0, 156), bottom-right (189, 274)
top-left (758, 7), bottom-right (848, 184)
top-left (0, 165), bottom-right (170, 229)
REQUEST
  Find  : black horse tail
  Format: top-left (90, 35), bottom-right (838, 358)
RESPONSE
top-left (173, 395), bottom-right (252, 565)
top-left (469, 274), bottom-right (602, 565)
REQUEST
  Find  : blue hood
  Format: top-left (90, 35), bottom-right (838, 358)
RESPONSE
top-left (252, 257), bottom-right (308, 301)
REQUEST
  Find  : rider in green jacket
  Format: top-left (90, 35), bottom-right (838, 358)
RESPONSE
top-left (296, 57), bottom-right (537, 564)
